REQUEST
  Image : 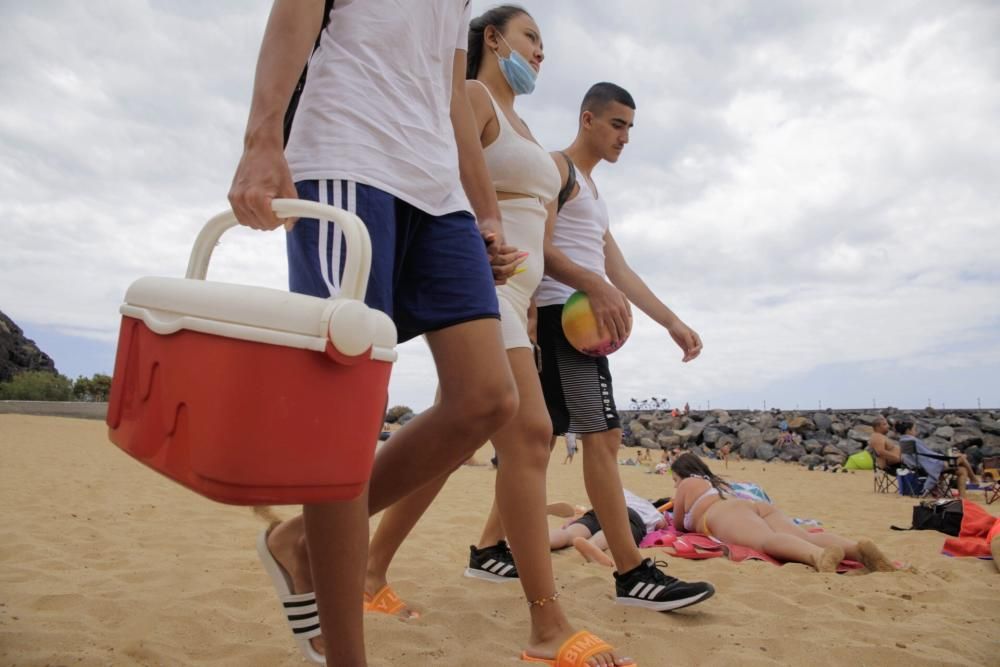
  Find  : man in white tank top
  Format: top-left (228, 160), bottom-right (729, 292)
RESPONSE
top-left (228, 2), bottom-right (522, 664)
top-left (536, 82), bottom-right (715, 613)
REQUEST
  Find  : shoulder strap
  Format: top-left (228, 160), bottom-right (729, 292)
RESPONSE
top-left (556, 151), bottom-right (577, 212)
top-left (283, 0), bottom-right (335, 147)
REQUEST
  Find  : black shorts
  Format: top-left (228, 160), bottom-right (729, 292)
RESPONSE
top-left (537, 304), bottom-right (621, 435)
top-left (571, 508), bottom-right (646, 547)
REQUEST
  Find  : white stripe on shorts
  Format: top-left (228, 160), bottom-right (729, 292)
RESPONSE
top-left (317, 179), bottom-right (337, 297)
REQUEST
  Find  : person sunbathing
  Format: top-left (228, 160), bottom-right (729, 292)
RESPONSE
top-left (548, 490), bottom-right (665, 567)
top-left (671, 453), bottom-right (896, 573)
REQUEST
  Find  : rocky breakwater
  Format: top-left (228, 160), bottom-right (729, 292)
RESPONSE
top-left (622, 408), bottom-right (1000, 468)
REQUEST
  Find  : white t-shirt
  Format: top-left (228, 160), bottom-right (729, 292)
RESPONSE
top-left (535, 173), bottom-right (610, 306)
top-left (286, 0), bottom-right (472, 216)
top-left (623, 489), bottom-right (663, 533)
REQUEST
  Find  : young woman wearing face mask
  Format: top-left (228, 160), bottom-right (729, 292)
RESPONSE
top-left (365, 6), bottom-right (636, 667)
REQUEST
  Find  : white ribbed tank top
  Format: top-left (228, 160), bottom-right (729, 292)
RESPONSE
top-left (535, 167), bottom-right (609, 307)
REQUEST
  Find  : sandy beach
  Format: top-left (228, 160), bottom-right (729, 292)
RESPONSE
top-left (1, 414), bottom-right (997, 666)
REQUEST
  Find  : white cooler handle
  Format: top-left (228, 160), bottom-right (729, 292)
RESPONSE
top-left (185, 199), bottom-right (372, 302)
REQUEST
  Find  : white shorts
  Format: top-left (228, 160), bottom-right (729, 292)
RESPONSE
top-left (496, 197), bottom-right (546, 350)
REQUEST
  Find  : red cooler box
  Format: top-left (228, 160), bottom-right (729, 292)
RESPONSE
top-left (107, 199), bottom-right (397, 505)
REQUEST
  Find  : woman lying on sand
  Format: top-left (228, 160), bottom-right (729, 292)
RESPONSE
top-left (671, 453), bottom-right (896, 573)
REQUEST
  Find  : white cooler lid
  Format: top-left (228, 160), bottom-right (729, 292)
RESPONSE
top-left (121, 276), bottom-right (397, 362)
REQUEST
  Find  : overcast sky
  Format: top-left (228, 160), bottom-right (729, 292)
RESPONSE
top-left (2, 1), bottom-right (998, 411)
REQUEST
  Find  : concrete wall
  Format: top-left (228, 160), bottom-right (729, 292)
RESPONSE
top-left (0, 401), bottom-right (108, 420)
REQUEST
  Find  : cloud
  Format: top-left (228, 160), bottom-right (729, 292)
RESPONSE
top-left (2, 1), bottom-right (998, 410)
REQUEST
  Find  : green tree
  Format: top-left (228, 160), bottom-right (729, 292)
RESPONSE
top-left (385, 405), bottom-right (413, 423)
top-left (71, 373), bottom-right (112, 402)
top-left (0, 371), bottom-right (74, 401)
top-left (90, 374), bottom-right (112, 402)
top-left (73, 375), bottom-right (93, 401)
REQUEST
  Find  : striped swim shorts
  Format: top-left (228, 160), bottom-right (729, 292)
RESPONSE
top-left (537, 304), bottom-right (621, 435)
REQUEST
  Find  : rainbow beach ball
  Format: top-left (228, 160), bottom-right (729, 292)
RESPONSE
top-left (561, 291), bottom-right (628, 357)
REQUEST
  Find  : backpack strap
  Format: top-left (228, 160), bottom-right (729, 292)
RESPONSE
top-left (556, 151), bottom-right (577, 212)
top-left (283, 0), bottom-right (335, 147)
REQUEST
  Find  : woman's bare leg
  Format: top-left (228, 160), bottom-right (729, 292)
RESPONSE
top-left (494, 349), bottom-right (625, 666)
top-left (706, 500), bottom-right (841, 570)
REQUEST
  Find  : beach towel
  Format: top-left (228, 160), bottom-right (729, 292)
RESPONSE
top-left (941, 500), bottom-right (1000, 559)
top-left (728, 482), bottom-right (773, 504)
top-left (656, 532), bottom-right (866, 573)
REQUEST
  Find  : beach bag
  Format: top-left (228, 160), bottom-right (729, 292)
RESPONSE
top-left (844, 449), bottom-right (874, 470)
top-left (107, 199), bottom-right (397, 505)
top-left (891, 499), bottom-right (963, 536)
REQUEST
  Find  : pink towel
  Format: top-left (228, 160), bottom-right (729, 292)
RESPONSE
top-left (659, 532), bottom-right (866, 572)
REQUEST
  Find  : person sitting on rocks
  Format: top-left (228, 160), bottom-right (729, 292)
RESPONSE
top-left (894, 418), bottom-right (975, 498)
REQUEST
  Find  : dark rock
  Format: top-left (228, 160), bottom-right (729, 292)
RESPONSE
top-left (673, 429), bottom-right (695, 444)
top-left (648, 418), bottom-right (673, 433)
top-left (739, 440), bottom-right (760, 459)
top-left (800, 454), bottom-right (823, 468)
top-left (848, 426), bottom-right (874, 443)
top-left (778, 443), bottom-right (807, 461)
top-left (824, 452), bottom-right (847, 465)
top-left (657, 434), bottom-right (681, 450)
top-left (855, 414), bottom-right (879, 425)
top-left (397, 412), bottom-right (415, 425)
top-left (814, 431), bottom-right (836, 444)
top-left (933, 426), bottom-right (955, 440)
top-left (712, 409), bottom-right (731, 425)
top-left (628, 419), bottom-right (649, 438)
top-left (803, 439), bottom-right (824, 454)
top-left (822, 444), bottom-right (844, 457)
top-left (837, 439), bottom-right (862, 455)
top-left (762, 428), bottom-right (781, 444)
top-left (639, 437), bottom-right (658, 450)
top-left (0, 311), bottom-right (58, 382)
top-left (831, 422), bottom-right (848, 436)
top-left (979, 420), bottom-right (1000, 436)
top-left (702, 428), bottom-right (722, 445)
top-left (738, 427), bottom-right (763, 443)
top-left (787, 416), bottom-right (815, 433)
top-left (755, 444), bottom-right (776, 461)
top-left (813, 413), bottom-right (833, 432)
top-left (952, 430), bottom-right (983, 449)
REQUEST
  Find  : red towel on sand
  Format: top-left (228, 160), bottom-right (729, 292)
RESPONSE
top-left (656, 532), bottom-right (866, 572)
top-left (941, 500), bottom-right (1000, 559)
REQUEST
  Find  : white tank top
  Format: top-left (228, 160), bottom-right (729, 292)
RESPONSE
top-left (477, 82), bottom-right (560, 204)
top-left (535, 168), bottom-right (609, 307)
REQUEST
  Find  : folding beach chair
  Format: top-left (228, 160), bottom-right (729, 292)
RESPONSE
top-left (982, 456), bottom-right (1000, 504)
top-left (874, 463), bottom-right (899, 494)
top-left (899, 439), bottom-right (959, 498)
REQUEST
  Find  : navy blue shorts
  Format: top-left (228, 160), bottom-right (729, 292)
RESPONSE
top-left (288, 179), bottom-right (500, 343)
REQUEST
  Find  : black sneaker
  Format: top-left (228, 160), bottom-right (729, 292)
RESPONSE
top-left (613, 558), bottom-right (714, 611)
top-left (463, 540), bottom-right (519, 583)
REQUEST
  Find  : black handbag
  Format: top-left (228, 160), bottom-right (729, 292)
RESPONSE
top-left (892, 499), bottom-right (963, 536)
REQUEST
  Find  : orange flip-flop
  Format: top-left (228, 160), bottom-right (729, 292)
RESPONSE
top-left (363, 585), bottom-right (420, 619)
top-left (520, 630), bottom-right (636, 666)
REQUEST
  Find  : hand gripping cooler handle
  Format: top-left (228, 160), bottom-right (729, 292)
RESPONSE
top-left (185, 199), bottom-right (372, 302)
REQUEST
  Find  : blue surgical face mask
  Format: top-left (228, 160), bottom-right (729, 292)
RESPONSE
top-left (493, 33), bottom-right (537, 95)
